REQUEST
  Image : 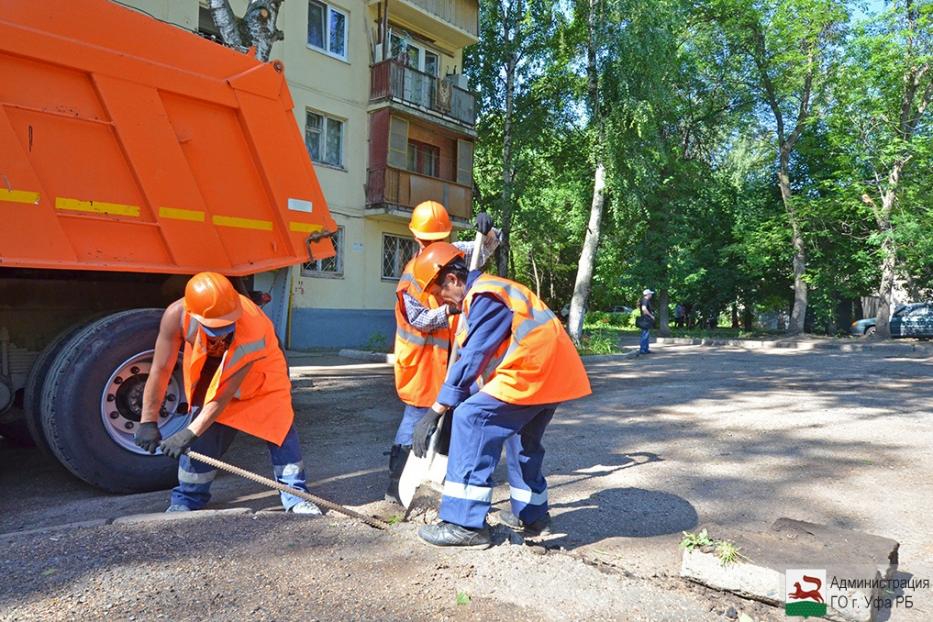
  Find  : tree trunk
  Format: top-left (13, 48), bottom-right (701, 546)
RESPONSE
top-left (529, 247), bottom-right (541, 298)
top-left (875, 209), bottom-right (897, 339)
top-left (658, 289), bottom-right (670, 336)
top-left (243, 0), bottom-right (284, 62)
top-left (779, 162), bottom-right (808, 334)
top-left (498, 50), bottom-right (516, 277)
top-left (209, 0), bottom-right (243, 48)
top-left (210, 0), bottom-right (284, 62)
top-left (567, 0), bottom-right (605, 344)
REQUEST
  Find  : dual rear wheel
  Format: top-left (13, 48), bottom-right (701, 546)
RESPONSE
top-left (23, 309), bottom-right (187, 493)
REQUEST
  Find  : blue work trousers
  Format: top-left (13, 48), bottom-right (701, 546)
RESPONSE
top-left (640, 328), bottom-right (651, 353)
top-left (439, 392), bottom-right (557, 529)
top-left (394, 404), bottom-right (430, 446)
top-left (170, 422), bottom-right (309, 511)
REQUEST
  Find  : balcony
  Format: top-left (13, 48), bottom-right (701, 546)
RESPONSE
top-left (369, 0), bottom-right (479, 48)
top-left (370, 59), bottom-right (476, 131)
top-left (367, 167), bottom-right (472, 223)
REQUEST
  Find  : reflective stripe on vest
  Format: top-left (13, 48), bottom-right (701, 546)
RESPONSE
top-left (394, 257), bottom-right (453, 407)
top-left (458, 274), bottom-right (592, 405)
top-left (396, 325), bottom-right (450, 350)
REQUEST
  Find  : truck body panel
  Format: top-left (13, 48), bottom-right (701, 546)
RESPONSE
top-left (0, 0), bottom-right (336, 276)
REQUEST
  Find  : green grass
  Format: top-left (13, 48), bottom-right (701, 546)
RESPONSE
top-left (456, 591), bottom-right (471, 606)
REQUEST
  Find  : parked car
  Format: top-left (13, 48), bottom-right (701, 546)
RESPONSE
top-left (610, 306), bottom-right (634, 314)
top-left (850, 303), bottom-right (933, 338)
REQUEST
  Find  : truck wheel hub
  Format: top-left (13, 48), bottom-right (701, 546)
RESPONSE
top-left (100, 351), bottom-right (188, 455)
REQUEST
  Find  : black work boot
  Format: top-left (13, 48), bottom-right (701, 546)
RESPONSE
top-left (498, 510), bottom-right (551, 535)
top-left (418, 521), bottom-right (492, 549)
top-left (384, 444), bottom-right (411, 505)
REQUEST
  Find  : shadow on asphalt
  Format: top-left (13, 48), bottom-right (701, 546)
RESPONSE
top-left (548, 487), bottom-right (698, 549)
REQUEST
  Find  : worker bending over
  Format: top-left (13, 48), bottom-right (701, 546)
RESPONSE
top-left (409, 244), bottom-right (592, 547)
top-left (386, 200), bottom-right (498, 504)
top-left (135, 272), bottom-right (320, 514)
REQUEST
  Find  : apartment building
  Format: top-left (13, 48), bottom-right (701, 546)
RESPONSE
top-left (119, 0), bottom-right (479, 349)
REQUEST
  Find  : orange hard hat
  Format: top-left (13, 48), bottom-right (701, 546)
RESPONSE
top-left (409, 200), bottom-right (452, 241)
top-left (412, 242), bottom-right (465, 291)
top-left (184, 272), bottom-right (243, 328)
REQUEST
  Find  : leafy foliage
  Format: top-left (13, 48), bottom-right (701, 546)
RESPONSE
top-left (466, 0), bottom-right (932, 332)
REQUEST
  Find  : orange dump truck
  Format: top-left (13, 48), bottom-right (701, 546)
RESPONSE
top-left (0, 0), bottom-right (336, 492)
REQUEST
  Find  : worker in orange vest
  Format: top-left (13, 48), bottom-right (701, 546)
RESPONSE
top-left (386, 200), bottom-right (498, 504)
top-left (134, 272), bottom-right (321, 514)
top-left (409, 243), bottom-right (592, 547)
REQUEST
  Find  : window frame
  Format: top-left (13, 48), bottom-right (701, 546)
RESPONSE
top-left (388, 30), bottom-right (439, 76)
top-left (381, 233), bottom-right (420, 281)
top-left (406, 139), bottom-right (440, 178)
top-left (302, 226), bottom-right (345, 278)
top-left (305, 109), bottom-right (345, 169)
top-left (307, 0), bottom-right (349, 61)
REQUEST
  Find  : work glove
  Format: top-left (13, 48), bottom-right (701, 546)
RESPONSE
top-left (412, 410), bottom-right (443, 458)
top-left (133, 422), bottom-right (162, 455)
top-left (158, 428), bottom-right (198, 460)
top-left (475, 212), bottom-right (493, 235)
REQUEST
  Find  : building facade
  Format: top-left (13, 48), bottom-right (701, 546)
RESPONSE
top-left (120, 0), bottom-right (478, 349)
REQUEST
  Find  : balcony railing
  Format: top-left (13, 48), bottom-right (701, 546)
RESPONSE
top-left (370, 60), bottom-right (476, 128)
top-left (367, 167), bottom-right (472, 221)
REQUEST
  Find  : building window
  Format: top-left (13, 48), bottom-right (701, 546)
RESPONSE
top-left (382, 234), bottom-right (419, 280)
top-left (389, 31), bottom-right (438, 76)
top-left (308, 1), bottom-right (347, 59)
top-left (306, 110), bottom-right (344, 167)
top-left (407, 140), bottom-right (440, 177)
top-left (302, 226), bottom-right (344, 277)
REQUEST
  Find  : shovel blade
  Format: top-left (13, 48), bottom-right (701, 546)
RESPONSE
top-left (398, 420), bottom-right (448, 509)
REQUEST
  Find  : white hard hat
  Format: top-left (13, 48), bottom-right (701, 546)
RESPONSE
top-left (643, 289), bottom-right (654, 296)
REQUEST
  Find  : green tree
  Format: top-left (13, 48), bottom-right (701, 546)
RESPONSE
top-left (828, 0), bottom-right (932, 336)
top-left (708, 0), bottom-right (848, 333)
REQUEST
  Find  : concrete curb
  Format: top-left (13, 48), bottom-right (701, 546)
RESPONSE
top-left (655, 336), bottom-right (932, 355)
top-left (338, 349), bottom-right (394, 364)
top-left (582, 349), bottom-right (641, 362)
top-left (111, 507), bottom-right (253, 525)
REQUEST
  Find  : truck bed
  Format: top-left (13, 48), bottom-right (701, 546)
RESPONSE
top-left (0, 0), bottom-right (336, 276)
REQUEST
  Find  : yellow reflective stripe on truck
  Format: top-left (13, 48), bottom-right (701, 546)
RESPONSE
top-left (56, 197), bottom-right (140, 217)
top-left (159, 206), bottom-right (205, 222)
top-left (289, 221), bottom-right (323, 233)
top-left (0, 188), bottom-right (40, 205)
top-left (212, 215), bottom-right (273, 231)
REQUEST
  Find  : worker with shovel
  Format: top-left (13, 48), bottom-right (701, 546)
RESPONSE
top-left (134, 271), bottom-right (321, 514)
top-left (408, 243), bottom-right (592, 547)
top-left (385, 200), bottom-right (498, 505)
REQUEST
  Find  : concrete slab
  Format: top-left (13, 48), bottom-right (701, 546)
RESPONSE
top-left (681, 518), bottom-right (899, 622)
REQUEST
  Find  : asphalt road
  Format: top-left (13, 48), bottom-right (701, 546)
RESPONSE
top-left (1, 345), bottom-right (931, 620)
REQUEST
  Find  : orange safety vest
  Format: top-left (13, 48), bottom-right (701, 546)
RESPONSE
top-left (457, 274), bottom-right (591, 405)
top-left (394, 256), bottom-right (457, 407)
top-left (181, 294), bottom-right (294, 445)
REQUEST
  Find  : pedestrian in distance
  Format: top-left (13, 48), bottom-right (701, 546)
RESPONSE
top-left (385, 201), bottom-right (499, 505)
top-left (134, 272), bottom-right (321, 514)
top-left (637, 289), bottom-right (655, 354)
top-left (674, 302), bottom-right (686, 329)
top-left (408, 243), bottom-right (592, 548)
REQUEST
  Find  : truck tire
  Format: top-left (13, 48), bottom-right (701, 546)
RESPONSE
top-left (22, 320), bottom-right (94, 455)
top-left (40, 309), bottom-right (189, 493)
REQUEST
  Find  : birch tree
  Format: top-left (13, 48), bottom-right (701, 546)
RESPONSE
top-left (567, 0), bottom-right (607, 343)
top-left (209, 0), bottom-right (284, 62)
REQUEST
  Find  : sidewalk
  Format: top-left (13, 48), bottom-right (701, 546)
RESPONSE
top-left (654, 335), bottom-right (933, 356)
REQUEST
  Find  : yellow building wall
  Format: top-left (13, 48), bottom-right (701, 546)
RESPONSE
top-left (111, 0), bottom-right (474, 348)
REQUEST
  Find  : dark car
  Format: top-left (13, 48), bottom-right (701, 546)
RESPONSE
top-left (850, 302), bottom-right (933, 338)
